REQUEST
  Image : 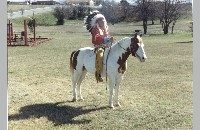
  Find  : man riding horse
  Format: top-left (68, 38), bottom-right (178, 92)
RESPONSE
top-left (84, 11), bottom-right (114, 82)
top-left (70, 11), bottom-right (147, 108)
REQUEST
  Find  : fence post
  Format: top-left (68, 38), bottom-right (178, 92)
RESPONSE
top-left (8, 20), bottom-right (12, 45)
top-left (33, 19), bottom-right (36, 41)
top-left (24, 20), bottom-right (28, 46)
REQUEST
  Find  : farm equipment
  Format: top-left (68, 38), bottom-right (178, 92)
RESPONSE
top-left (7, 19), bottom-right (50, 47)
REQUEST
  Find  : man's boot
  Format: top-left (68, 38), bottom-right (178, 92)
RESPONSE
top-left (95, 48), bottom-right (104, 83)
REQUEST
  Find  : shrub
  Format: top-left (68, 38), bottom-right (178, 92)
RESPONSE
top-left (34, 12), bottom-right (57, 26)
top-left (53, 6), bottom-right (91, 21)
top-left (10, 12), bottom-right (56, 26)
top-left (53, 7), bottom-right (66, 25)
top-left (68, 7), bottom-right (78, 20)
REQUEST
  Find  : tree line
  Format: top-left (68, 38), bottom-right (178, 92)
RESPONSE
top-left (53, 0), bottom-right (192, 34)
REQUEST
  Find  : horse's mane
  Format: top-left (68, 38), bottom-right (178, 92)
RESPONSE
top-left (111, 37), bottom-right (131, 48)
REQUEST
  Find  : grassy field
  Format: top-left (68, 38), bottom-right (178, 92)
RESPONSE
top-left (7, 4), bottom-right (51, 12)
top-left (8, 15), bottom-right (192, 130)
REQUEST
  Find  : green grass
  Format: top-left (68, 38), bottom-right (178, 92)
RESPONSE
top-left (8, 18), bottom-right (192, 130)
top-left (7, 4), bottom-right (51, 12)
top-left (10, 12), bottom-right (57, 26)
top-left (34, 12), bottom-right (57, 26)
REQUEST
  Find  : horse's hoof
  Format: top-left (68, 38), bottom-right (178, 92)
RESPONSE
top-left (109, 105), bottom-right (114, 109)
top-left (116, 103), bottom-right (121, 107)
top-left (79, 98), bottom-right (84, 101)
top-left (72, 98), bottom-right (77, 102)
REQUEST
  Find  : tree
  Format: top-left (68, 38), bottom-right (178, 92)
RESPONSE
top-left (134, 0), bottom-right (155, 34)
top-left (156, 0), bottom-right (183, 34)
top-left (53, 7), bottom-right (66, 25)
top-left (119, 0), bottom-right (130, 21)
top-left (95, 0), bottom-right (104, 5)
top-left (101, 1), bottom-right (122, 25)
top-left (148, 1), bottom-right (156, 25)
top-left (27, 17), bottom-right (35, 32)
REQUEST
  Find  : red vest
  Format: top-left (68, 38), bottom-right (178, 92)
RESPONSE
top-left (91, 27), bottom-right (110, 46)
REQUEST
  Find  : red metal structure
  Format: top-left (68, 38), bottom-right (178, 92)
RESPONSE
top-left (7, 20), bottom-right (13, 45)
top-left (7, 19), bottom-right (50, 47)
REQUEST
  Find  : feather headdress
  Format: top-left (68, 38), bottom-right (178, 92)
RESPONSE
top-left (84, 10), bottom-right (108, 33)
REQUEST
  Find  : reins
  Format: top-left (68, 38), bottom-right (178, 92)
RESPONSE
top-left (105, 46), bottom-right (111, 90)
top-left (105, 42), bottom-right (123, 83)
top-left (105, 42), bottom-right (127, 90)
top-left (118, 39), bottom-right (137, 57)
top-left (118, 42), bottom-right (126, 51)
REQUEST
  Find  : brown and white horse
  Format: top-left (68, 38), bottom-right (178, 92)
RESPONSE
top-left (70, 34), bottom-right (147, 108)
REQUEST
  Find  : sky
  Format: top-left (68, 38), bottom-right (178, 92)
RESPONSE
top-left (8, 0), bottom-right (131, 3)
top-left (8, 0), bottom-right (192, 3)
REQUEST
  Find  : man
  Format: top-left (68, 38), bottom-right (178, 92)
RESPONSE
top-left (84, 11), bottom-right (113, 82)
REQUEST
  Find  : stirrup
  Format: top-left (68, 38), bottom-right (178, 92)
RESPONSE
top-left (98, 76), bottom-right (103, 82)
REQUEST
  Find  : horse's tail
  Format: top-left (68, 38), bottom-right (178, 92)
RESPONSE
top-left (70, 51), bottom-right (76, 74)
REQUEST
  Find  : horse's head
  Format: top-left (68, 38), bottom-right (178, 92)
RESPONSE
top-left (130, 34), bottom-right (147, 62)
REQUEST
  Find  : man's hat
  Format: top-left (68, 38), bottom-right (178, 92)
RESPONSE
top-left (84, 10), bottom-right (107, 33)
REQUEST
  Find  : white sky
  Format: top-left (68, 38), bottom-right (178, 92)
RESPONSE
top-left (8, 0), bottom-right (131, 2)
top-left (8, 0), bottom-right (192, 3)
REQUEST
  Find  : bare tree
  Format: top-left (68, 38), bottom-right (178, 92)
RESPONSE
top-left (101, 1), bottom-right (123, 25)
top-left (95, 0), bottom-right (104, 5)
top-left (134, 0), bottom-right (155, 34)
top-left (148, 1), bottom-right (156, 25)
top-left (119, 0), bottom-right (130, 21)
top-left (156, 0), bottom-right (183, 34)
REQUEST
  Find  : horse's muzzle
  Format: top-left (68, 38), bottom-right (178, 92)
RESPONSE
top-left (141, 57), bottom-right (147, 62)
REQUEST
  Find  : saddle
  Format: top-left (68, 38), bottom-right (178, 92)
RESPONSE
top-left (95, 47), bottom-right (104, 83)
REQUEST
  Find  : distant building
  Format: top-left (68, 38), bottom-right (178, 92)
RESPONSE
top-left (31, 0), bottom-right (59, 5)
top-left (7, 0), bottom-right (28, 5)
top-left (7, 0), bottom-right (60, 5)
top-left (65, 0), bottom-right (102, 6)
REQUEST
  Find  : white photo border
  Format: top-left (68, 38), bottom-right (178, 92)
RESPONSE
top-left (1, 0), bottom-right (199, 130)
top-left (0, 0), bottom-right (8, 130)
top-left (193, 0), bottom-right (200, 130)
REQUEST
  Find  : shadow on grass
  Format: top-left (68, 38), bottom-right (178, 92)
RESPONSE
top-left (112, 33), bottom-right (164, 37)
top-left (112, 33), bottom-right (137, 37)
top-left (176, 41), bottom-right (193, 44)
top-left (8, 102), bottom-right (107, 126)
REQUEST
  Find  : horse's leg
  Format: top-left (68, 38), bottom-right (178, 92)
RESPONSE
top-left (72, 70), bottom-right (82, 102)
top-left (108, 78), bottom-right (115, 108)
top-left (114, 76), bottom-right (123, 107)
top-left (77, 70), bottom-right (87, 101)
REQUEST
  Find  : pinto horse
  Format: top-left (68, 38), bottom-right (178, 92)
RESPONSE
top-left (70, 34), bottom-right (147, 108)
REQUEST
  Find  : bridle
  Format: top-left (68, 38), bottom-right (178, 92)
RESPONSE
top-left (118, 42), bottom-right (126, 51)
top-left (117, 40), bottom-right (137, 57)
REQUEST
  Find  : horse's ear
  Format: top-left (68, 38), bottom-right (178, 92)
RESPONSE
top-left (131, 37), bottom-right (134, 43)
top-left (134, 33), bottom-right (138, 38)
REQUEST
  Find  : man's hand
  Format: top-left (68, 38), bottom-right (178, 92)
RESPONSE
top-left (102, 43), bottom-right (109, 48)
top-left (110, 37), bottom-right (114, 43)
